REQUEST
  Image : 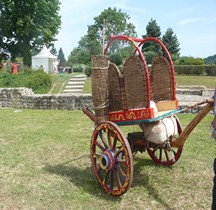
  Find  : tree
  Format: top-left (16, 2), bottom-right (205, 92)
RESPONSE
top-left (162, 28), bottom-right (180, 61)
top-left (141, 18), bottom-right (162, 64)
top-left (87, 7), bottom-right (137, 55)
top-left (57, 48), bottom-right (66, 66)
top-left (50, 46), bottom-right (58, 56)
top-left (175, 56), bottom-right (205, 65)
top-left (68, 7), bottom-right (137, 65)
top-left (68, 47), bottom-right (90, 67)
top-left (0, 0), bottom-right (61, 66)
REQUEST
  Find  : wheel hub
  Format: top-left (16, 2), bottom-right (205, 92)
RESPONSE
top-left (99, 150), bottom-right (115, 171)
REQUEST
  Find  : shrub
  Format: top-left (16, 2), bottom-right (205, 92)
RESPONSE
top-left (0, 70), bottom-right (52, 94)
top-left (26, 70), bottom-right (51, 93)
top-left (174, 65), bottom-right (205, 75)
top-left (85, 66), bottom-right (92, 77)
top-left (205, 65), bottom-right (216, 76)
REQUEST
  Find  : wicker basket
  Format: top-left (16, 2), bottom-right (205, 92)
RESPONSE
top-left (91, 56), bottom-right (109, 125)
top-left (151, 56), bottom-right (173, 102)
top-left (108, 62), bottom-right (123, 111)
top-left (122, 56), bottom-right (148, 109)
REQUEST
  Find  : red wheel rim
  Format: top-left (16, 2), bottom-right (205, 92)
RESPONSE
top-left (91, 121), bottom-right (133, 196)
top-left (146, 116), bottom-right (183, 165)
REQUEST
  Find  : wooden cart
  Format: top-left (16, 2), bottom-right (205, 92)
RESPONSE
top-left (83, 35), bottom-right (214, 196)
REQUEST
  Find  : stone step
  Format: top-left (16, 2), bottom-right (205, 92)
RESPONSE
top-left (67, 81), bottom-right (85, 85)
top-left (63, 89), bottom-right (82, 93)
top-left (64, 85), bottom-right (83, 89)
top-left (69, 78), bottom-right (86, 82)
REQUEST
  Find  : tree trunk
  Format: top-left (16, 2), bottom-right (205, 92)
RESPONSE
top-left (21, 39), bottom-right (31, 67)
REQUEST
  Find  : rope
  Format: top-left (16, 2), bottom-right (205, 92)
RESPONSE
top-left (94, 100), bottom-right (109, 110)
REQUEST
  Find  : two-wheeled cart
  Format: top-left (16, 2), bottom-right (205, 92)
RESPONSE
top-left (83, 35), bottom-right (214, 196)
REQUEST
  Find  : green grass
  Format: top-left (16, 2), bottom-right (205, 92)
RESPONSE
top-left (82, 75), bottom-right (216, 94)
top-left (0, 109), bottom-right (215, 209)
top-left (83, 77), bottom-right (92, 93)
top-left (49, 72), bottom-right (84, 94)
top-left (176, 75), bottom-right (216, 88)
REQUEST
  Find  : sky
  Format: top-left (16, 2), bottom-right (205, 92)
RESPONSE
top-left (54, 0), bottom-right (216, 59)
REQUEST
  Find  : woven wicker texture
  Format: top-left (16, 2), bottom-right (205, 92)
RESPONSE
top-left (151, 56), bottom-right (173, 102)
top-left (122, 56), bottom-right (148, 109)
top-left (108, 62), bottom-right (123, 111)
top-left (91, 56), bottom-right (109, 125)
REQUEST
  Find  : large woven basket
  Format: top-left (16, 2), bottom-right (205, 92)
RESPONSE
top-left (151, 56), bottom-right (174, 102)
top-left (91, 56), bottom-right (109, 125)
top-left (108, 62), bottom-right (124, 111)
top-left (122, 56), bottom-right (148, 109)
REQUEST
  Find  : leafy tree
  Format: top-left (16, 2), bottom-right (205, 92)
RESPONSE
top-left (68, 7), bottom-right (137, 65)
top-left (0, 0), bottom-right (61, 66)
top-left (68, 47), bottom-right (90, 66)
top-left (175, 56), bottom-right (205, 65)
top-left (141, 18), bottom-right (162, 63)
top-left (205, 54), bottom-right (216, 64)
top-left (57, 48), bottom-right (66, 66)
top-left (162, 28), bottom-right (180, 61)
top-left (87, 7), bottom-right (137, 55)
top-left (50, 46), bottom-right (58, 56)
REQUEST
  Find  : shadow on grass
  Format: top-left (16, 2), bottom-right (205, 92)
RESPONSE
top-left (132, 156), bottom-right (175, 210)
top-left (43, 154), bottom-right (121, 202)
top-left (44, 154), bottom-right (175, 209)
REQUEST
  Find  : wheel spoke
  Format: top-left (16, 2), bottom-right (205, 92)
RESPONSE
top-left (91, 121), bottom-right (133, 196)
top-left (98, 130), bottom-right (108, 149)
top-left (110, 170), bottom-right (114, 190)
top-left (159, 148), bottom-right (162, 160)
top-left (107, 129), bottom-right (113, 149)
top-left (102, 170), bottom-right (109, 185)
top-left (164, 149), bottom-right (170, 161)
top-left (114, 168), bottom-right (122, 189)
top-left (95, 140), bottom-right (106, 152)
top-left (111, 133), bottom-right (118, 150)
top-left (93, 153), bottom-right (101, 159)
top-left (146, 115), bottom-right (184, 165)
top-left (116, 163), bottom-right (127, 177)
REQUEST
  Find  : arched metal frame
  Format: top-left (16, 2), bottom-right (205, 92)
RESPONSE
top-left (104, 35), bottom-right (177, 109)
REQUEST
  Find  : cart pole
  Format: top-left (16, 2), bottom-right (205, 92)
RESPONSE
top-left (171, 100), bottom-right (213, 148)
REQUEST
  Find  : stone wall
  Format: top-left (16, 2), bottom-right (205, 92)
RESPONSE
top-left (0, 88), bottom-right (93, 110)
top-left (0, 88), bottom-right (213, 114)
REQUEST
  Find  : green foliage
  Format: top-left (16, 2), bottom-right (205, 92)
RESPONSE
top-left (175, 65), bottom-right (205, 75)
top-left (0, 70), bottom-right (51, 93)
top-left (175, 56), bottom-right (205, 65)
top-left (92, 7), bottom-right (137, 53)
top-left (84, 66), bottom-right (92, 77)
top-left (68, 47), bottom-right (91, 66)
top-left (26, 70), bottom-right (52, 93)
top-left (68, 8), bottom-right (137, 67)
top-left (109, 52), bottom-right (122, 66)
top-left (141, 19), bottom-right (180, 64)
top-left (205, 65), bottom-right (216, 76)
top-left (58, 48), bottom-right (66, 66)
top-left (204, 54), bottom-right (216, 64)
top-left (162, 28), bottom-right (180, 61)
top-left (72, 64), bottom-right (85, 72)
top-left (141, 19), bottom-right (162, 63)
top-left (0, 0), bottom-right (61, 66)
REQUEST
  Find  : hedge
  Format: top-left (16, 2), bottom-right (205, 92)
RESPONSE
top-left (174, 65), bottom-right (216, 76)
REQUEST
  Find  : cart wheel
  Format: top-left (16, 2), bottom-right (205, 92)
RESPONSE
top-left (91, 121), bottom-right (133, 196)
top-left (146, 116), bottom-right (183, 165)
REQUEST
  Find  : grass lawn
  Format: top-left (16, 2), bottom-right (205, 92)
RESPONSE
top-left (83, 75), bottom-right (216, 94)
top-left (176, 75), bottom-right (216, 88)
top-left (0, 109), bottom-right (215, 209)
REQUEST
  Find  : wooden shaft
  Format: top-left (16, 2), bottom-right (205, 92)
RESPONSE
top-left (171, 100), bottom-right (213, 148)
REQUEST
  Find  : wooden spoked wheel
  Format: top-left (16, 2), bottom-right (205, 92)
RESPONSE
top-left (91, 121), bottom-right (133, 196)
top-left (146, 116), bottom-right (183, 165)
